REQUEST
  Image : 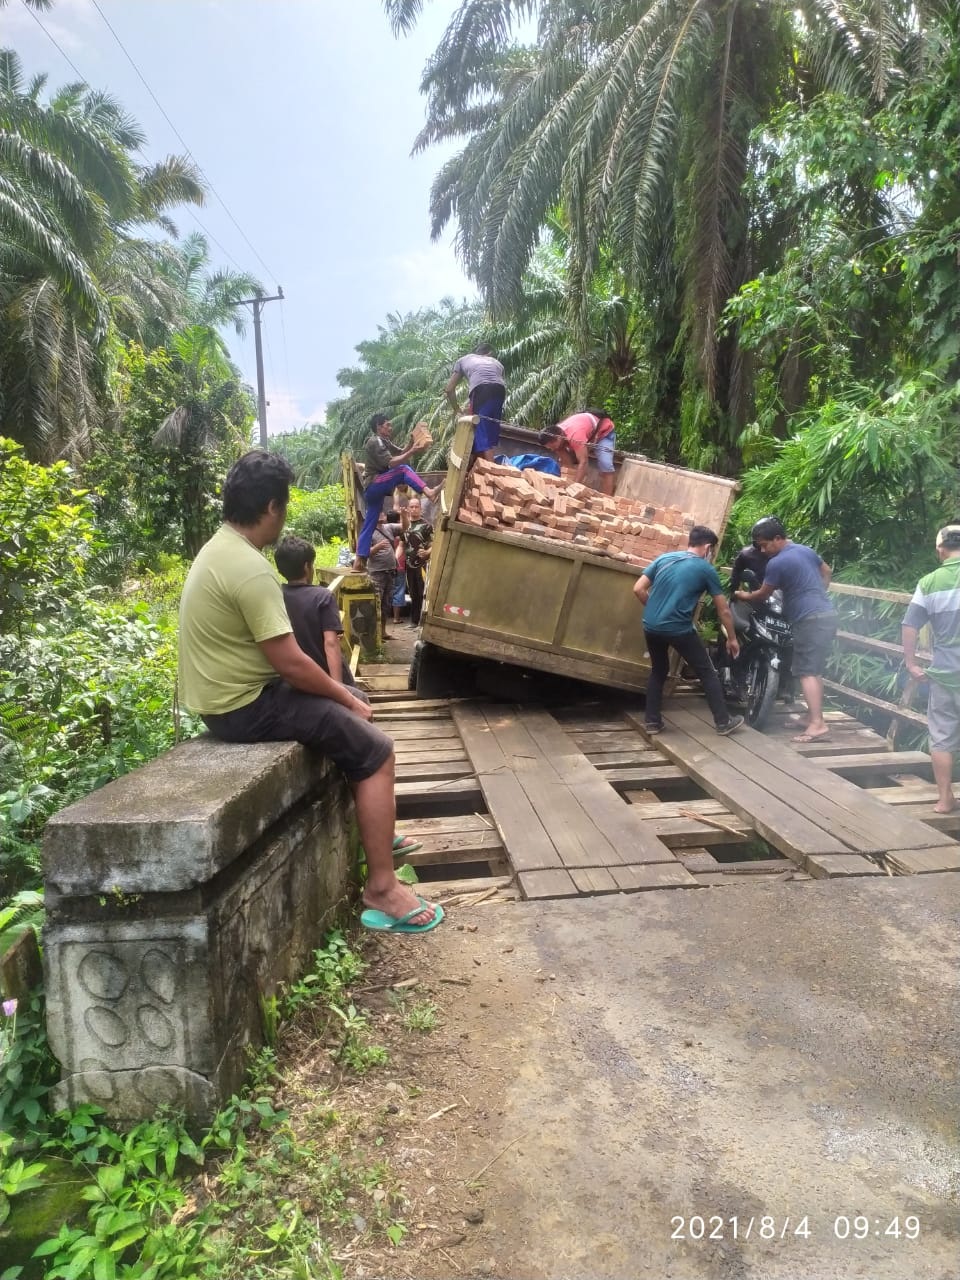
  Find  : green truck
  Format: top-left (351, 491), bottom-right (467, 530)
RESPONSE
top-left (345, 420), bottom-right (738, 697)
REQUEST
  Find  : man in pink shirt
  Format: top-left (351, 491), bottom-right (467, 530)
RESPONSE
top-left (538, 409), bottom-right (617, 494)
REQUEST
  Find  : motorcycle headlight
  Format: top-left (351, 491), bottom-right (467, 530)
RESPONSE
top-left (767, 592), bottom-right (784, 615)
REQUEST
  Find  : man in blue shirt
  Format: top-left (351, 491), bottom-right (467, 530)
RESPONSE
top-left (634, 525), bottom-right (743, 735)
top-left (735, 517), bottom-right (837, 743)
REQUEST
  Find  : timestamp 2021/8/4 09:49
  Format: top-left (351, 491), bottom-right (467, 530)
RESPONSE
top-left (670, 1215), bottom-right (921, 1242)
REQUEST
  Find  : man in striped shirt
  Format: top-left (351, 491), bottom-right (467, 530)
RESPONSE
top-left (902, 524), bottom-right (960, 813)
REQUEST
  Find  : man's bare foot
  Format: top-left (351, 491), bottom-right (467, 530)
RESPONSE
top-left (423, 485), bottom-right (440, 503)
top-left (933, 798), bottom-right (956, 814)
top-left (363, 880), bottom-right (437, 926)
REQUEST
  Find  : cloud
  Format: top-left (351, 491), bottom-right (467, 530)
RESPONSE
top-left (258, 389), bottom-right (326, 437)
top-left (383, 244), bottom-right (476, 311)
top-left (6, 0), bottom-right (98, 56)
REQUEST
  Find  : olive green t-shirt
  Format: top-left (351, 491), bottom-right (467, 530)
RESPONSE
top-left (178, 524), bottom-right (292, 715)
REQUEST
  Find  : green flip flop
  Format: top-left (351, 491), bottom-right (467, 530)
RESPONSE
top-left (358, 835), bottom-right (424, 868)
top-left (360, 898), bottom-right (443, 934)
top-left (393, 835), bottom-right (424, 857)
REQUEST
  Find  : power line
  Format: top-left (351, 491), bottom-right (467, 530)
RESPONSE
top-left (88, 0), bottom-right (279, 284)
top-left (19, 1), bottom-right (88, 81)
top-left (20, 0), bottom-right (251, 278)
top-left (183, 209), bottom-right (248, 275)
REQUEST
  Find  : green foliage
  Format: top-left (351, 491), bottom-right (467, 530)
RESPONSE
top-left (284, 486), bottom-right (349, 546)
top-left (0, 579), bottom-right (195, 899)
top-left (0, 891), bottom-right (44, 958)
top-left (0, 439), bottom-right (95, 635)
top-left (0, 990), bottom-right (58, 1134)
top-left (90, 338), bottom-right (254, 562)
top-left (728, 376), bottom-right (960, 585)
top-left (402, 1001), bottom-right (438, 1034)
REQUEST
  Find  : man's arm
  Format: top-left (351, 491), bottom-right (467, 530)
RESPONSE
top-left (259, 633), bottom-right (371, 720)
top-left (819, 559), bottom-right (833, 586)
top-left (323, 630), bottom-right (345, 684)
top-left (571, 442), bottom-right (589, 484)
top-left (712, 593), bottom-right (740, 659)
top-left (445, 370), bottom-right (461, 410)
top-left (901, 624), bottom-right (927, 680)
top-left (387, 440), bottom-right (420, 465)
top-left (735, 581), bottom-right (776, 604)
top-left (633, 574), bottom-right (653, 605)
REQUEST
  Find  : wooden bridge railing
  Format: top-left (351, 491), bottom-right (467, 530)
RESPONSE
top-left (720, 574), bottom-right (929, 743)
top-left (825, 581), bottom-right (928, 741)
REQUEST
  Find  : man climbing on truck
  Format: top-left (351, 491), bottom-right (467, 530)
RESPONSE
top-left (354, 414), bottom-right (439, 571)
top-left (445, 342), bottom-right (507, 461)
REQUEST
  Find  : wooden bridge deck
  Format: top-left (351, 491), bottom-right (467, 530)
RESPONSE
top-left (364, 663), bottom-right (960, 899)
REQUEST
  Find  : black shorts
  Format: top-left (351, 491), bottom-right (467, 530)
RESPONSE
top-left (202, 680), bottom-right (392, 782)
top-left (791, 612), bottom-right (837, 677)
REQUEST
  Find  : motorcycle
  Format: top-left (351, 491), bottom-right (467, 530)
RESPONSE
top-left (713, 570), bottom-right (794, 731)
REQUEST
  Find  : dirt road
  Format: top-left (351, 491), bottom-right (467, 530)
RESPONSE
top-left (360, 873), bottom-right (959, 1280)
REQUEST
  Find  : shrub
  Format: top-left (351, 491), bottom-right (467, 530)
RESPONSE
top-left (285, 485), bottom-right (348, 545)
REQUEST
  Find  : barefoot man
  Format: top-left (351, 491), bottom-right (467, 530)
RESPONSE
top-left (734, 517), bottom-right (837, 743)
top-left (902, 524), bottom-right (960, 814)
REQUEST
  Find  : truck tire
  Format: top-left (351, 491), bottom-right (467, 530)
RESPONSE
top-left (412, 642), bottom-right (465, 699)
top-left (407, 641), bottom-right (423, 691)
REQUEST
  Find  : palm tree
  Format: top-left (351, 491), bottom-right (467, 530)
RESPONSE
top-left (384, 0), bottom-right (947, 469)
top-left (0, 49), bottom-right (207, 459)
top-left (150, 325), bottom-right (254, 555)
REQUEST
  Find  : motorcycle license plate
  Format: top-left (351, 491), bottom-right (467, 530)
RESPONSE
top-left (765, 616), bottom-right (791, 634)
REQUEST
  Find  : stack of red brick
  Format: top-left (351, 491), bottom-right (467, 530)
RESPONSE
top-left (456, 458), bottom-right (694, 568)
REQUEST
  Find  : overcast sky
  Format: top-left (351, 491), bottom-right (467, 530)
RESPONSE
top-left (4, 0), bottom-right (476, 432)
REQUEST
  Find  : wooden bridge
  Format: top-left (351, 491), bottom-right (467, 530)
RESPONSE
top-left (361, 661), bottom-right (960, 903)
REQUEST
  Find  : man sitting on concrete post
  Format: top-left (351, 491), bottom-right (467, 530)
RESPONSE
top-left (178, 450), bottom-right (441, 934)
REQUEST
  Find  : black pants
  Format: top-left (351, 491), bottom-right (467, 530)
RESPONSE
top-left (644, 629), bottom-right (730, 727)
top-left (406, 565), bottom-right (425, 626)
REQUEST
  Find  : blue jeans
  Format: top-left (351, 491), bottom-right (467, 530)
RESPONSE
top-left (358, 465), bottom-right (428, 557)
top-left (470, 384), bottom-right (506, 454)
top-left (644, 628), bottom-right (730, 728)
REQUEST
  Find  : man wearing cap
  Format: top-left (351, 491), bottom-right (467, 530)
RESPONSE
top-left (902, 524), bottom-right (960, 813)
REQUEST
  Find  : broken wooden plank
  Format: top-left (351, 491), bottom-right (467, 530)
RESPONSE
top-left (885, 847), bottom-right (960, 875)
top-left (394, 761), bottom-right (475, 783)
top-left (628, 715), bottom-right (849, 864)
top-left (569, 866), bottom-right (620, 894)
top-left (517, 868), bottom-right (579, 899)
top-left (677, 848), bottom-right (721, 873)
top-left (395, 814), bottom-right (495, 835)
top-left (805, 854), bottom-right (886, 879)
top-left (506, 710), bottom-right (679, 866)
top-left (609, 863), bottom-right (699, 891)
top-left (809, 750), bottom-right (932, 778)
top-left (665, 705), bottom-right (947, 854)
top-left (477, 772), bottom-right (564, 872)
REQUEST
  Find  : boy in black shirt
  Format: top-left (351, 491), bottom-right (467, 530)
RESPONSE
top-left (274, 536), bottom-right (367, 702)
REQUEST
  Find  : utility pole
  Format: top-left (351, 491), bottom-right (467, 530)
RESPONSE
top-left (238, 288), bottom-right (284, 446)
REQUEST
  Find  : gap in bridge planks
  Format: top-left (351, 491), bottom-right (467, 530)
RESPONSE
top-left (453, 703), bottom-right (696, 899)
top-left (645, 704), bottom-right (951, 858)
